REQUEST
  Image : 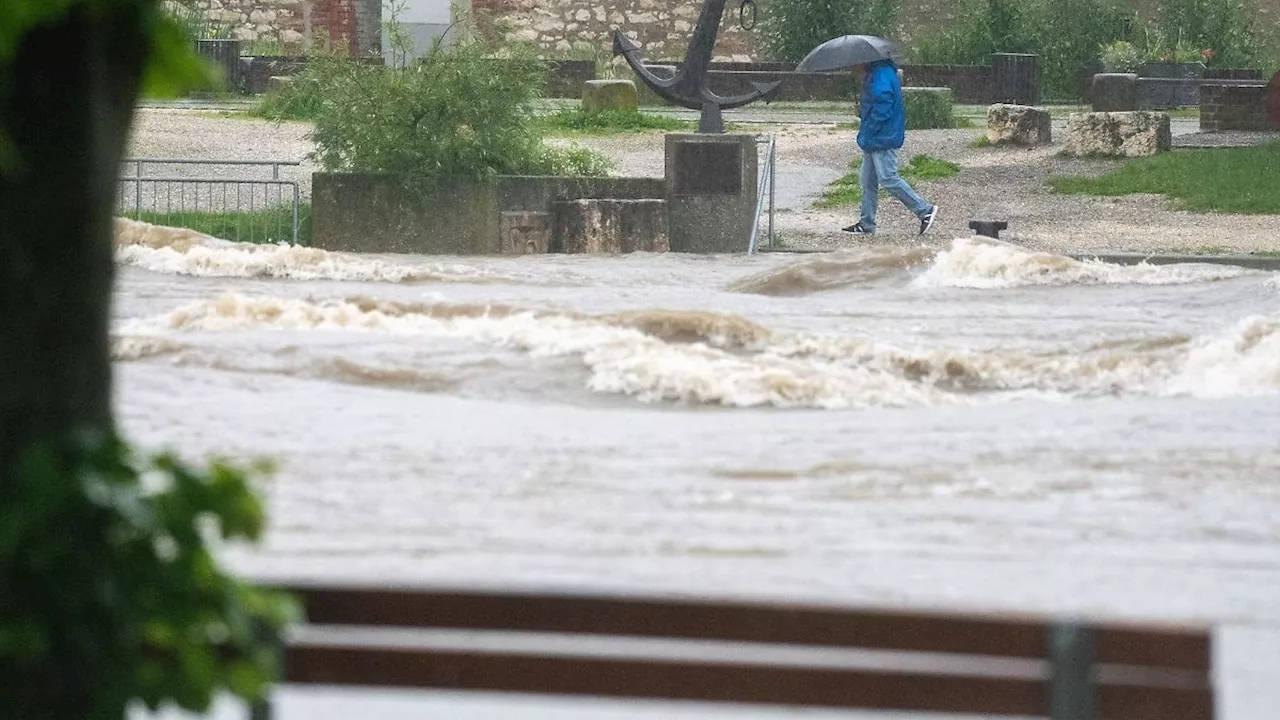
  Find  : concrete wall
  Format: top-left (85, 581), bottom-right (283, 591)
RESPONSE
top-left (312, 173), bottom-right (666, 254)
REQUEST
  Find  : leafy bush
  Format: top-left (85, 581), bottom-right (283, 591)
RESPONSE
top-left (1, 431), bottom-right (297, 720)
top-left (1100, 40), bottom-right (1142, 72)
top-left (759, 0), bottom-right (902, 63)
top-left (911, 0), bottom-right (1130, 100)
top-left (912, 0), bottom-right (1041, 65)
top-left (903, 87), bottom-right (957, 129)
top-left (1148, 0), bottom-right (1262, 68)
top-left (261, 39), bottom-right (610, 184)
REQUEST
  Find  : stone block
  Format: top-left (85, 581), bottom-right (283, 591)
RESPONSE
top-left (1091, 73), bottom-right (1137, 112)
top-left (552, 199), bottom-right (669, 254)
top-left (663, 133), bottom-right (757, 253)
top-left (1063, 111), bottom-right (1172, 157)
top-left (582, 79), bottom-right (638, 113)
top-left (499, 211), bottom-right (551, 255)
top-left (985, 103), bottom-right (1051, 146)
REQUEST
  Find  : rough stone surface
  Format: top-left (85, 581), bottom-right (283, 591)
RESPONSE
top-left (985, 104), bottom-right (1051, 146)
top-left (1091, 73), bottom-right (1138, 112)
top-left (500, 211), bottom-right (552, 254)
top-left (197, 0), bottom-right (381, 56)
top-left (582, 79), bottom-right (639, 113)
top-left (469, 0), bottom-right (755, 60)
top-left (1064, 111), bottom-right (1172, 157)
top-left (553, 199), bottom-right (669, 253)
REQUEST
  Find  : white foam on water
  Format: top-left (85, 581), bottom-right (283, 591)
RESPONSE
top-left (122, 293), bottom-right (1269, 409)
top-left (113, 217), bottom-right (534, 284)
top-left (109, 334), bottom-right (188, 361)
top-left (916, 237), bottom-right (1252, 289)
top-left (116, 294), bottom-right (956, 409)
top-left (1166, 314), bottom-right (1280, 397)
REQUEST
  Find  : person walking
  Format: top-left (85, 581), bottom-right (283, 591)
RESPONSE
top-left (843, 58), bottom-right (938, 236)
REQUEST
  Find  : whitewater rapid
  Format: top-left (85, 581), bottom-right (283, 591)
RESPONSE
top-left (112, 219), bottom-right (1279, 409)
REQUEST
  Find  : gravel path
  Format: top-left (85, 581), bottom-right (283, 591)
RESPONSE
top-left (126, 108), bottom-right (1280, 255)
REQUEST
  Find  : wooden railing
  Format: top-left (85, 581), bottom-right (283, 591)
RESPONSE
top-left (250, 582), bottom-right (1215, 720)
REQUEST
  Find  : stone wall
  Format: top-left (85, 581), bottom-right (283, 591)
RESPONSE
top-left (903, 65), bottom-right (989, 104)
top-left (1200, 83), bottom-right (1280, 131)
top-left (467, 0), bottom-right (756, 60)
top-left (466, 0), bottom-right (1280, 62)
top-left (196, 0), bottom-right (380, 56)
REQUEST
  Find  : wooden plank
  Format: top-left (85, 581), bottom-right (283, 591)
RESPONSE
top-left (282, 643), bottom-right (1214, 720)
top-left (274, 585), bottom-right (1211, 671)
top-left (284, 643), bottom-right (1046, 716)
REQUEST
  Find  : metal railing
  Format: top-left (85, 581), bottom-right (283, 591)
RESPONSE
top-left (117, 158), bottom-right (303, 245)
top-left (748, 134), bottom-right (777, 255)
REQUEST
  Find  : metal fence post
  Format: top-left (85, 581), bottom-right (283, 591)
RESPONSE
top-left (762, 139), bottom-right (773, 248)
top-left (1049, 623), bottom-right (1097, 720)
top-left (291, 183), bottom-right (299, 245)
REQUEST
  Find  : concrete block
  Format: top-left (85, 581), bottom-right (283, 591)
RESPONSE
top-left (582, 79), bottom-right (638, 113)
top-left (986, 103), bottom-right (1052, 146)
top-left (1091, 73), bottom-right (1137, 112)
top-left (552, 199), bottom-right (668, 254)
top-left (499, 211), bottom-right (551, 255)
top-left (1063, 111), bottom-right (1172, 157)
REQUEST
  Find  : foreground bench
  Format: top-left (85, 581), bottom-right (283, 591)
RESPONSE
top-left (251, 583), bottom-right (1215, 720)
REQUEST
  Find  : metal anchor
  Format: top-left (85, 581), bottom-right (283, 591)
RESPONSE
top-left (612, 0), bottom-right (780, 133)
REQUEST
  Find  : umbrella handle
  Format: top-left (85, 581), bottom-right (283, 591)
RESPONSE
top-left (738, 0), bottom-right (757, 30)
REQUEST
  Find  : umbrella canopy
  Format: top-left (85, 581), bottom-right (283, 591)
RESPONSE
top-left (795, 35), bottom-right (903, 73)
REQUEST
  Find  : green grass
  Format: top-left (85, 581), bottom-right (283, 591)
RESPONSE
top-left (536, 108), bottom-right (694, 135)
top-left (131, 203), bottom-right (312, 245)
top-left (1049, 142), bottom-right (1280, 214)
top-left (815, 154), bottom-right (960, 208)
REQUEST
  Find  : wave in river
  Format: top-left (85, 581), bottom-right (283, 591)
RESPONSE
top-left (730, 238), bottom-right (1257, 295)
top-left (916, 237), bottom-right (1252, 289)
top-left (113, 217), bottom-right (552, 284)
top-left (117, 293), bottom-right (1280, 408)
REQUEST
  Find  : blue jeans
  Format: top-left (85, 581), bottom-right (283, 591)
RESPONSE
top-left (858, 148), bottom-right (933, 232)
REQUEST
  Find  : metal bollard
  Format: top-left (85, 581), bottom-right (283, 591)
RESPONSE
top-left (968, 219), bottom-right (1009, 239)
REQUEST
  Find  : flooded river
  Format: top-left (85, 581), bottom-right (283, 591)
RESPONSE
top-left (114, 225), bottom-right (1280, 718)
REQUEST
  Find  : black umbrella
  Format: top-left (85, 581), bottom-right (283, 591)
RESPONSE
top-left (795, 35), bottom-right (904, 73)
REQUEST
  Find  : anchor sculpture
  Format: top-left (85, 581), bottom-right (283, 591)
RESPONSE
top-left (612, 0), bottom-right (780, 133)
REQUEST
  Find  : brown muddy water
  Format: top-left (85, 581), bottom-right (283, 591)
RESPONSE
top-left (115, 224), bottom-right (1280, 719)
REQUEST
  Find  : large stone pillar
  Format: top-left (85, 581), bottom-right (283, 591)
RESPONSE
top-left (663, 133), bottom-right (758, 253)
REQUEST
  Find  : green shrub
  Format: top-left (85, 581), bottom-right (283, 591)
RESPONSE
top-left (265, 38), bottom-right (610, 184)
top-left (912, 0), bottom-right (1041, 65)
top-left (759, 0), bottom-right (902, 62)
top-left (910, 0), bottom-right (1130, 101)
top-left (904, 87), bottom-right (957, 129)
top-left (1147, 0), bottom-right (1262, 68)
top-left (1038, 0), bottom-right (1130, 101)
top-left (2, 431), bottom-right (297, 720)
top-left (1099, 40), bottom-right (1142, 72)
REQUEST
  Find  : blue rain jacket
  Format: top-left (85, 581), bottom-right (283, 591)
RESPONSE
top-left (857, 59), bottom-right (905, 151)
